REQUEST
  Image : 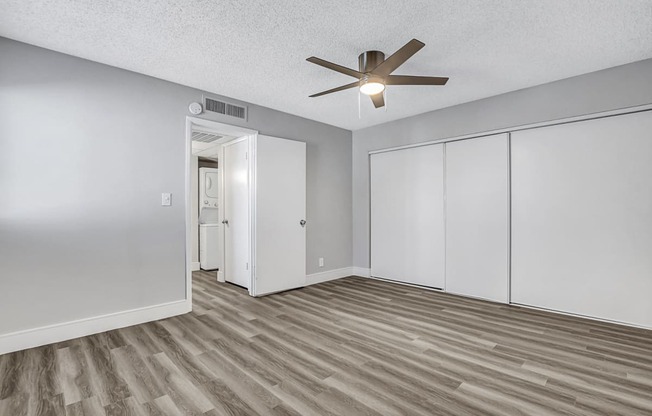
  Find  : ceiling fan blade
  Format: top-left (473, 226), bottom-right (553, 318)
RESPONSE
top-left (371, 39), bottom-right (425, 76)
top-left (309, 81), bottom-right (360, 98)
top-left (370, 93), bottom-right (385, 108)
top-left (306, 57), bottom-right (364, 79)
top-left (386, 75), bottom-right (449, 85)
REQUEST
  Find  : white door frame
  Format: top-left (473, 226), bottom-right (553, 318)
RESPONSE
top-left (185, 116), bottom-right (258, 305)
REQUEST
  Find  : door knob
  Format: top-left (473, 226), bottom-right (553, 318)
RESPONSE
top-left (300, 220), bottom-right (306, 227)
top-left (222, 219), bottom-right (229, 225)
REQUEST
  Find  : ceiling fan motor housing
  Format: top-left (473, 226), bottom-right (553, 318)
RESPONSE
top-left (359, 51), bottom-right (385, 73)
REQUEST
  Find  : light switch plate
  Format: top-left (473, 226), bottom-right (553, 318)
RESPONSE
top-left (161, 193), bottom-right (172, 206)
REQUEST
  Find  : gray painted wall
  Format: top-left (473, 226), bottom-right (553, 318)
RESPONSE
top-left (352, 58), bottom-right (652, 268)
top-left (0, 37), bottom-right (352, 335)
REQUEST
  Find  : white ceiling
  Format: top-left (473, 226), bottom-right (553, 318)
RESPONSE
top-left (2, 1), bottom-right (652, 131)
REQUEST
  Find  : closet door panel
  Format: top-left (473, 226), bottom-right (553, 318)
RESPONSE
top-left (370, 144), bottom-right (445, 288)
top-left (511, 111), bottom-right (652, 327)
top-left (445, 134), bottom-right (510, 303)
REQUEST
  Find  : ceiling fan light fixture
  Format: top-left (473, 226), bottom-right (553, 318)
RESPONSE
top-left (359, 77), bottom-right (385, 95)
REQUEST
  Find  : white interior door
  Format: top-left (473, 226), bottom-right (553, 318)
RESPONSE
top-left (252, 135), bottom-right (306, 296)
top-left (445, 134), bottom-right (510, 303)
top-left (370, 144), bottom-right (445, 288)
top-left (511, 111), bottom-right (652, 328)
top-left (223, 138), bottom-right (250, 289)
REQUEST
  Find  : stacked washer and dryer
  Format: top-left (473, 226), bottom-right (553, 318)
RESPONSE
top-left (198, 167), bottom-right (221, 271)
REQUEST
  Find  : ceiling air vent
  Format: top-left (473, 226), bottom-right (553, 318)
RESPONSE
top-left (192, 131), bottom-right (223, 143)
top-left (204, 97), bottom-right (247, 120)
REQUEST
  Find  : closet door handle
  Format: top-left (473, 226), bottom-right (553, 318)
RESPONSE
top-left (300, 220), bottom-right (306, 227)
top-left (222, 219), bottom-right (229, 225)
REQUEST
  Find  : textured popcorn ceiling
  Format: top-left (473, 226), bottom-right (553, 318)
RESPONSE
top-left (1, 1), bottom-right (652, 130)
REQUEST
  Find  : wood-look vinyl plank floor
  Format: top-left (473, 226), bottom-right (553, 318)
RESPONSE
top-left (1, 271), bottom-right (651, 415)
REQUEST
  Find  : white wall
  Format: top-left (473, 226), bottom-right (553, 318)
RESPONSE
top-left (352, 58), bottom-right (652, 269)
top-left (0, 37), bottom-right (352, 343)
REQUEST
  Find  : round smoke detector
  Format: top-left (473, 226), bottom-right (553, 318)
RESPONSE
top-left (189, 102), bottom-right (203, 115)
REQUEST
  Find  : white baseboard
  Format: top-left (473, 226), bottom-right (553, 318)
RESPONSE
top-left (511, 302), bottom-right (652, 331)
top-left (191, 262), bottom-right (201, 271)
top-left (306, 267), bottom-right (356, 286)
top-left (351, 267), bottom-right (371, 278)
top-left (0, 299), bottom-right (191, 355)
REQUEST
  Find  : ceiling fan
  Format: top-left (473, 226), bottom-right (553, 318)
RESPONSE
top-left (307, 39), bottom-right (448, 108)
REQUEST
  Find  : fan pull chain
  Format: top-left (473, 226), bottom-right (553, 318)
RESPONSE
top-left (384, 88), bottom-right (387, 112)
top-left (358, 89), bottom-right (361, 119)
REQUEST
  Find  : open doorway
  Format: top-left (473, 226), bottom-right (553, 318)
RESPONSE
top-left (191, 132), bottom-right (223, 277)
top-left (185, 116), bottom-right (308, 305)
top-left (185, 117), bottom-right (258, 303)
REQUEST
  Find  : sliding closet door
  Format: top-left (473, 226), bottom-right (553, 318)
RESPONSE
top-left (512, 111), bottom-right (652, 327)
top-left (445, 134), bottom-right (510, 303)
top-left (370, 144), bottom-right (445, 288)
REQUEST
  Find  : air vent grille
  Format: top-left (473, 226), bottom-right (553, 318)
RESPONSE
top-left (192, 131), bottom-right (223, 143)
top-left (205, 98), bottom-right (226, 114)
top-left (205, 97), bottom-right (247, 120)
